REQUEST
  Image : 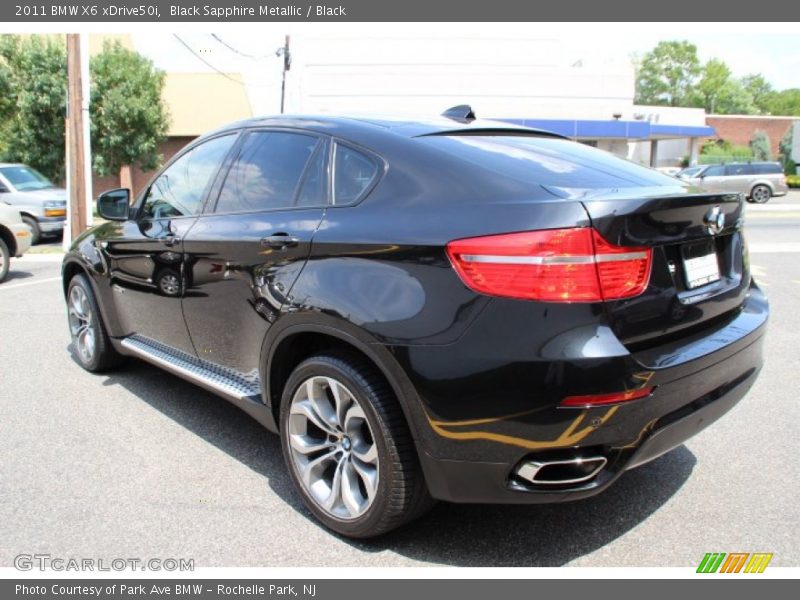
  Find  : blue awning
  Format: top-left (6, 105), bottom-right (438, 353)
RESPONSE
top-left (496, 118), bottom-right (715, 140)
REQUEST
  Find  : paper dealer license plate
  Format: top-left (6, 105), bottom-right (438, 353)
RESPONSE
top-left (683, 241), bottom-right (720, 289)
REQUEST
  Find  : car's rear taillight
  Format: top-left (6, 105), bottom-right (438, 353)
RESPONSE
top-left (446, 227), bottom-right (651, 302)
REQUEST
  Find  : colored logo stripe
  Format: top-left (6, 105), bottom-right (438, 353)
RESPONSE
top-left (697, 553), bottom-right (726, 573)
top-left (720, 553), bottom-right (749, 573)
top-left (697, 552), bottom-right (773, 573)
top-left (744, 553), bottom-right (773, 573)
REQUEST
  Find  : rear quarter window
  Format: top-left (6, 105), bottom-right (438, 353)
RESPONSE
top-left (755, 163), bottom-right (782, 174)
top-left (333, 143), bottom-right (380, 205)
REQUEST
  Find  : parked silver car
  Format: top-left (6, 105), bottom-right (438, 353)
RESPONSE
top-left (678, 162), bottom-right (789, 203)
top-left (0, 163), bottom-right (67, 243)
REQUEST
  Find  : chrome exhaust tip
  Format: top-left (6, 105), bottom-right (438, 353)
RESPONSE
top-left (516, 456), bottom-right (607, 486)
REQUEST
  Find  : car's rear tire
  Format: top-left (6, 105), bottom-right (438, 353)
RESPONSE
top-left (67, 274), bottom-right (125, 372)
top-left (22, 216), bottom-right (41, 245)
top-left (280, 352), bottom-right (434, 538)
top-left (0, 238), bottom-right (10, 283)
top-left (750, 184), bottom-right (771, 204)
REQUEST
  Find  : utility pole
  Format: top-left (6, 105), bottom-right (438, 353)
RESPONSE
top-left (278, 35), bottom-right (291, 114)
top-left (65, 34), bottom-right (88, 244)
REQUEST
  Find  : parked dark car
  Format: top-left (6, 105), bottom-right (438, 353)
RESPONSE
top-left (62, 112), bottom-right (768, 538)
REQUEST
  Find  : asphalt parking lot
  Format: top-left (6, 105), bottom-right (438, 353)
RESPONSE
top-left (1, 193), bottom-right (799, 568)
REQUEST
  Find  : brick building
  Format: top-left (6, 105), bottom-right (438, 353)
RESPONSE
top-left (706, 114), bottom-right (797, 158)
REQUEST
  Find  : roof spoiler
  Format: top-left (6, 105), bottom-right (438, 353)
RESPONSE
top-left (441, 105), bottom-right (476, 123)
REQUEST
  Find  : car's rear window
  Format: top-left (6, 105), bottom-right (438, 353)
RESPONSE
top-left (420, 135), bottom-right (678, 189)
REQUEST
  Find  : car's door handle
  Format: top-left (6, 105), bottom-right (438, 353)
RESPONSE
top-left (261, 234), bottom-right (300, 249)
top-left (158, 234), bottom-right (181, 247)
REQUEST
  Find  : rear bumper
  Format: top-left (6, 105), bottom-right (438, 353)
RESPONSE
top-left (420, 337), bottom-right (762, 504)
top-left (413, 286), bottom-right (767, 504)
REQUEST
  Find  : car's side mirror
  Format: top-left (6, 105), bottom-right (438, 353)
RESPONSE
top-left (97, 188), bottom-right (130, 221)
top-left (0, 184), bottom-right (9, 193)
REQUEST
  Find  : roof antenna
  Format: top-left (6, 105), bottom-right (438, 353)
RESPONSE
top-left (442, 105), bottom-right (476, 123)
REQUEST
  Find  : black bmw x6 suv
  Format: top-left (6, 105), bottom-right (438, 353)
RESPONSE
top-left (62, 112), bottom-right (767, 538)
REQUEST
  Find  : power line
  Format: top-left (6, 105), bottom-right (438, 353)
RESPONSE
top-left (210, 33), bottom-right (276, 61)
top-left (172, 33), bottom-right (246, 85)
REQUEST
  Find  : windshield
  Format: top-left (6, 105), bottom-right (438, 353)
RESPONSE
top-left (0, 165), bottom-right (55, 191)
top-left (678, 167), bottom-right (702, 178)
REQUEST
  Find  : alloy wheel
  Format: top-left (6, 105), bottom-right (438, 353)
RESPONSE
top-left (751, 185), bottom-right (771, 203)
top-left (287, 376), bottom-right (379, 520)
top-left (68, 285), bottom-right (96, 363)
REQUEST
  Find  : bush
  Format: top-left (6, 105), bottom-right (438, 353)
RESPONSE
top-left (699, 153), bottom-right (753, 165)
top-left (699, 139), bottom-right (753, 164)
top-left (749, 130), bottom-right (771, 161)
top-left (787, 175), bottom-right (800, 188)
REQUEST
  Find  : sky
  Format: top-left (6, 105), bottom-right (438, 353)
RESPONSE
top-left (574, 28), bottom-right (800, 90)
top-left (131, 23), bottom-right (800, 91)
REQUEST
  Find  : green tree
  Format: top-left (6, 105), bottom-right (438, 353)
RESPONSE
top-left (635, 41), bottom-right (702, 106)
top-left (695, 59), bottom-right (732, 113)
top-left (750, 130), bottom-right (771, 161)
top-left (715, 79), bottom-right (757, 115)
top-left (89, 41), bottom-right (169, 178)
top-left (688, 58), bottom-right (756, 114)
top-left (765, 89), bottom-right (800, 116)
top-left (779, 125), bottom-right (796, 174)
top-left (0, 59), bottom-right (14, 157)
top-left (741, 74), bottom-right (774, 114)
top-left (0, 35), bottom-right (67, 182)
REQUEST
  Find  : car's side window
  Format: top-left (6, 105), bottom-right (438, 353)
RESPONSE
top-left (728, 164), bottom-right (750, 176)
top-left (295, 143), bottom-right (329, 207)
top-left (704, 165), bottom-right (725, 177)
top-left (215, 131), bottom-right (320, 213)
top-left (333, 143), bottom-right (380, 205)
top-left (141, 134), bottom-right (237, 220)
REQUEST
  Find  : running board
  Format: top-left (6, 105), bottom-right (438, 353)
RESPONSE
top-left (119, 335), bottom-right (275, 429)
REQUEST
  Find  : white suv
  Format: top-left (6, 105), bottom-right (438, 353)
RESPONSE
top-left (0, 202), bottom-right (33, 283)
top-left (0, 163), bottom-right (67, 243)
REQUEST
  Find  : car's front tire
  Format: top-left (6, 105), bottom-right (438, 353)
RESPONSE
top-left (750, 184), bottom-right (772, 204)
top-left (67, 274), bottom-right (124, 372)
top-left (22, 216), bottom-right (41, 245)
top-left (280, 352), bottom-right (434, 538)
